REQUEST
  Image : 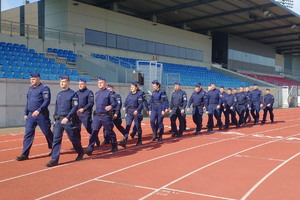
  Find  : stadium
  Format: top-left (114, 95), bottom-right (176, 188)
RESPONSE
top-left (0, 0), bottom-right (300, 199)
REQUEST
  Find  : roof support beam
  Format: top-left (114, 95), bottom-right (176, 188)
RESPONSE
top-left (173, 3), bottom-right (276, 26)
top-left (136, 0), bottom-right (218, 18)
top-left (265, 38), bottom-right (300, 45)
top-left (276, 44), bottom-right (300, 49)
top-left (236, 23), bottom-right (300, 35)
top-left (197, 14), bottom-right (294, 32)
top-left (251, 32), bottom-right (300, 40)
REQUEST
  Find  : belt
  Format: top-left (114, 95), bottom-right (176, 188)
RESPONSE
top-left (127, 107), bottom-right (137, 109)
top-left (193, 105), bottom-right (204, 108)
top-left (94, 111), bottom-right (113, 116)
top-left (238, 103), bottom-right (245, 105)
top-left (152, 102), bottom-right (161, 105)
top-left (53, 115), bottom-right (67, 120)
top-left (172, 105), bottom-right (182, 108)
top-left (209, 103), bottom-right (217, 105)
top-left (253, 101), bottom-right (260, 103)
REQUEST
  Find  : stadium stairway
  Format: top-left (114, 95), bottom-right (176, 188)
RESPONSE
top-left (0, 41), bottom-right (91, 81)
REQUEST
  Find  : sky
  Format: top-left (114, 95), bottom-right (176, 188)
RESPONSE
top-left (1, 0), bottom-right (300, 14)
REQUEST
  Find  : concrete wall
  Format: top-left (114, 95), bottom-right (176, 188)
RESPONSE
top-left (1, 7), bottom-right (20, 23)
top-left (228, 35), bottom-right (277, 74)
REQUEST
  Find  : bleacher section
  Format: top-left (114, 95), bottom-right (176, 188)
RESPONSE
top-left (241, 73), bottom-right (300, 86)
top-left (92, 53), bottom-right (250, 87)
top-left (47, 48), bottom-right (82, 63)
top-left (0, 42), bottom-right (90, 81)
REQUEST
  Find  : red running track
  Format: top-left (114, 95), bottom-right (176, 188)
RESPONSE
top-left (0, 108), bottom-right (300, 200)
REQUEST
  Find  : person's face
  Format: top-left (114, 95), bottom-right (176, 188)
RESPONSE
top-left (266, 90), bottom-right (270, 94)
top-left (30, 77), bottom-right (40, 87)
top-left (239, 87), bottom-right (244, 92)
top-left (220, 88), bottom-right (225, 93)
top-left (210, 84), bottom-right (216, 90)
top-left (78, 81), bottom-right (86, 90)
top-left (153, 83), bottom-right (159, 91)
top-left (253, 85), bottom-right (258, 90)
top-left (233, 89), bottom-right (237, 94)
top-left (174, 84), bottom-right (180, 91)
top-left (60, 79), bottom-right (69, 90)
top-left (98, 80), bottom-right (106, 90)
top-left (208, 86), bottom-right (211, 91)
top-left (227, 90), bottom-right (232, 95)
top-left (131, 85), bottom-right (138, 93)
top-left (245, 87), bottom-right (249, 92)
top-left (107, 87), bottom-right (114, 92)
top-left (195, 87), bottom-right (200, 93)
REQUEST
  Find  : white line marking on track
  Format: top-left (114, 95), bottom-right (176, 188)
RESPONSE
top-left (240, 152), bottom-right (300, 200)
top-left (165, 188), bottom-right (237, 200)
top-left (234, 154), bottom-right (285, 162)
top-left (95, 179), bottom-right (157, 191)
top-left (137, 133), bottom-right (300, 200)
top-left (33, 124), bottom-right (300, 200)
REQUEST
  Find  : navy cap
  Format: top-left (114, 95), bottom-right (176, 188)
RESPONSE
top-left (233, 88), bottom-right (237, 90)
top-left (220, 86), bottom-right (224, 89)
top-left (174, 81), bottom-right (180, 85)
top-left (78, 78), bottom-right (86, 82)
top-left (266, 88), bottom-right (270, 91)
top-left (210, 82), bottom-right (215, 86)
top-left (30, 72), bottom-right (40, 78)
top-left (131, 82), bottom-right (138, 87)
top-left (195, 82), bottom-right (202, 87)
top-left (59, 74), bottom-right (69, 80)
top-left (136, 81), bottom-right (140, 85)
top-left (152, 80), bottom-right (159, 84)
top-left (228, 88), bottom-right (232, 90)
top-left (107, 84), bottom-right (114, 88)
top-left (253, 83), bottom-right (258, 86)
top-left (98, 77), bottom-right (106, 81)
top-left (240, 86), bottom-right (244, 88)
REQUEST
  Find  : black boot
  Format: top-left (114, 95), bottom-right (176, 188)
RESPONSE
top-left (95, 138), bottom-right (101, 147)
top-left (118, 138), bottom-right (127, 148)
top-left (16, 154), bottom-right (29, 161)
top-left (136, 136), bottom-right (142, 146)
top-left (110, 144), bottom-right (118, 153)
top-left (152, 132), bottom-right (158, 141)
top-left (158, 131), bottom-right (163, 141)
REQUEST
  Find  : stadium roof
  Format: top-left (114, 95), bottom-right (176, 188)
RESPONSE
top-left (75, 0), bottom-right (300, 54)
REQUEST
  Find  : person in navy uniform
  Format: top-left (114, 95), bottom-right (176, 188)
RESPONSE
top-left (169, 82), bottom-right (187, 137)
top-left (16, 73), bottom-right (53, 161)
top-left (261, 89), bottom-right (275, 124)
top-left (130, 81), bottom-right (148, 139)
top-left (244, 86), bottom-right (252, 123)
top-left (187, 82), bottom-right (206, 135)
top-left (85, 77), bottom-right (118, 156)
top-left (148, 80), bottom-right (169, 141)
top-left (104, 84), bottom-right (126, 143)
top-left (248, 84), bottom-right (263, 125)
top-left (76, 78), bottom-right (100, 147)
top-left (224, 88), bottom-right (238, 129)
top-left (205, 83), bottom-right (223, 132)
top-left (218, 86), bottom-right (226, 125)
top-left (235, 86), bottom-right (248, 126)
top-left (45, 75), bottom-right (84, 167)
top-left (119, 82), bottom-right (143, 148)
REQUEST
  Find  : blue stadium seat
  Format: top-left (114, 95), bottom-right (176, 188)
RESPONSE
top-left (47, 48), bottom-right (53, 53)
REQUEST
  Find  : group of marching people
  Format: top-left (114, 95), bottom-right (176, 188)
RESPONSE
top-left (16, 73), bottom-right (275, 167)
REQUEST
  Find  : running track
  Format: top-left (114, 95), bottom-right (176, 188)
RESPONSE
top-left (1, 108), bottom-right (300, 200)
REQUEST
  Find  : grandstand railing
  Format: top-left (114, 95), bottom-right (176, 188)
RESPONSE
top-left (0, 19), bottom-right (84, 45)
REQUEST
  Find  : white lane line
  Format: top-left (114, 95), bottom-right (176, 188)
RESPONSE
top-left (34, 136), bottom-right (244, 200)
top-left (137, 133), bottom-right (300, 200)
top-left (95, 179), bottom-right (157, 191)
top-left (234, 155), bottom-right (285, 162)
top-left (33, 124), bottom-right (300, 200)
top-left (164, 188), bottom-right (237, 200)
top-left (240, 152), bottom-right (300, 200)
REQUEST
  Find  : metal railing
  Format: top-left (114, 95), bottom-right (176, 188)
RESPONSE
top-left (0, 19), bottom-right (84, 45)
